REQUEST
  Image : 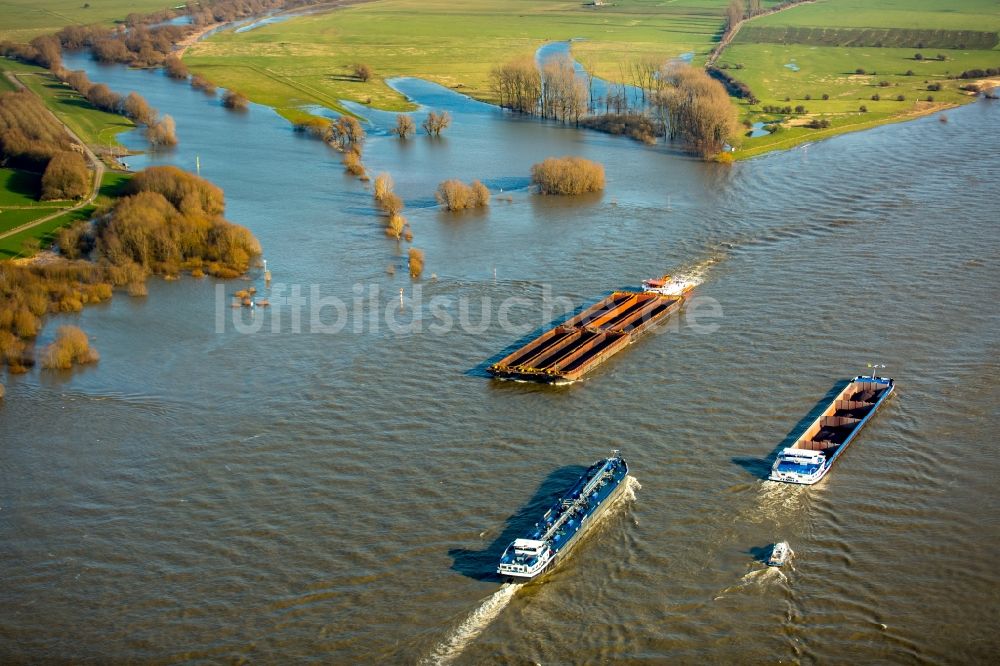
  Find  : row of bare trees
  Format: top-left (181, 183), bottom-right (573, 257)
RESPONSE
top-left (489, 50), bottom-right (737, 156)
top-left (0, 91), bottom-right (91, 200)
top-left (55, 69), bottom-right (177, 147)
top-left (653, 66), bottom-right (738, 157)
top-left (489, 55), bottom-right (589, 123)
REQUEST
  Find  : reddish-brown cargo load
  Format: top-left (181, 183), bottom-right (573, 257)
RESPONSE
top-left (488, 289), bottom-right (688, 383)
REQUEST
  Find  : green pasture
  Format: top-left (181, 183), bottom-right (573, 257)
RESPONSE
top-left (0, 206), bottom-right (94, 259)
top-left (0, 171), bottom-right (130, 258)
top-left (0, 168), bottom-right (44, 207)
top-left (0, 0), bottom-right (183, 42)
top-left (749, 0), bottom-right (1000, 34)
top-left (185, 0), bottom-right (735, 119)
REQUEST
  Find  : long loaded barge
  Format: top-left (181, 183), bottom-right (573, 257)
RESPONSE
top-left (488, 275), bottom-right (695, 383)
top-left (769, 373), bottom-right (895, 485)
top-left (497, 451), bottom-right (629, 581)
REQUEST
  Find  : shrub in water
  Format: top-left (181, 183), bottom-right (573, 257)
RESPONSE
top-left (41, 325), bottom-right (99, 370)
top-left (530, 157), bottom-right (605, 195)
top-left (408, 248), bottom-right (425, 278)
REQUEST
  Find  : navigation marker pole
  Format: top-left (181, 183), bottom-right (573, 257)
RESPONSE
top-left (196, 155), bottom-right (201, 176)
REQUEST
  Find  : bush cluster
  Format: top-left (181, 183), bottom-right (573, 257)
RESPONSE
top-left (96, 166), bottom-right (260, 278)
top-left (580, 113), bottom-right (660, 145)
top-left (372, 173), bottom-right (407, 238)
top-left (408, 248), bottom-right (425, 278)
top-left (222, 90), bottom-right (249, 111)
top-left (531, 157), bottom-right (605, 196)
top-left (435, 180), bottom-right (490, 211)
top-left (41, 325), bottom-right (99, 369)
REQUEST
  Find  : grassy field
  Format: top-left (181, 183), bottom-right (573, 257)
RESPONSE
top-left (0, 171), bottom-right (131, 259)
top-left (0, 206), bottom-right (95, 259)
top-left (185, 0), bottom-right (738, 121)
top-left (2, 59), bottom-right (136, 149)
top-left (747, 0), bottom-right (1000, 32)
top-left (0, 168), bottom-right (45, 207)
top-left (0, 0), bottom-right (182, 42)
top-left (723, 0), bottom-right (1000, 157)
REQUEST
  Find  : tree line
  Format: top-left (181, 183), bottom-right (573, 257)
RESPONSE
top-left (58, 69), bottom-right (178, 147)
top-left (0, 91), bottom-right (89, 199)
top-left (488, 52), bottom-right (738, 157)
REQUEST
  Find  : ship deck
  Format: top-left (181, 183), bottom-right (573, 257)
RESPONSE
top-left (793, 381), bottom-right (892, 456)
top-left (488, 291), bottom-right (684, 382)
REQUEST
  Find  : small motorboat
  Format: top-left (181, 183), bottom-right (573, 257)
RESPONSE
top-left (768, 541), bottom-right (791, 567)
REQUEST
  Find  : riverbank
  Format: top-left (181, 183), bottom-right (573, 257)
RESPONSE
top-left (183, 0), bottom-right (725, 120)
top-left (720, 0), bottom-right (1000, 157)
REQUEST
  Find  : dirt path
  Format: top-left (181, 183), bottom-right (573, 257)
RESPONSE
top-left (0, 72), bottom-right (106, 245)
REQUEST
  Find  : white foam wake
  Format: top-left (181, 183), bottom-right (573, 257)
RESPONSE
top-left (423, 583), bottom-right (521, 665)
top-left (672, 255), bottom-right (723, 290)
top-left (714, 565), bottom-right (788, 601)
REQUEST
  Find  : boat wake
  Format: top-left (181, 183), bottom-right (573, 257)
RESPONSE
top-left (671, 255), bottom-right (723, 290)
top-left (423, 583), bottom-right (522, 665)
top-left (424, 477), bottom-right (641, 664)
top-left (750, 480), bottom-right (810, 523)
top-left (714, 566), bottom-right (789, 601)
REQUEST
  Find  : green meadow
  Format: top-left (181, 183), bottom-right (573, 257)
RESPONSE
top-left (724, 0), bottom-right (1000, 156)
top-left (16, 68), bottom-right (136, 149)
top-left (0, 171), bottom-right (130, 258)
top-left (185, 0), bottom-right (737, 121)
top-left (0, 206), bottom-right (95, 259)
top-left (0, 0), bottom-right (181, 42)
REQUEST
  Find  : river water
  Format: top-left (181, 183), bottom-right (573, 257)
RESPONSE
top-left (1, 50), bottom-right (998, 663)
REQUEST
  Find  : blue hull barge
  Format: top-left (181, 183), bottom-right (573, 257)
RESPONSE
top-left (497, 451), bottom-right (629, 581)
top-left (769, 374), bottom-right (895, 485)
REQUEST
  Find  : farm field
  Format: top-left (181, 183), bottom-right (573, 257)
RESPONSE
top-left (722, 0), bottom-right (1000, 156)
top-left (184, 0), bottom-right (742, 120)
top-left (748, 0), bottom-right (1000, 32)
top-left (0, 171), bottom-right (130, 259)
top-left (0, 206), bottom-right (94, 259)
top-left (0, 0), bottom-right (181, 42)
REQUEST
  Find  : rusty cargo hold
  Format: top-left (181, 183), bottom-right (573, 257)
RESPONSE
top-left (487, 290), bottom-right (687, 383)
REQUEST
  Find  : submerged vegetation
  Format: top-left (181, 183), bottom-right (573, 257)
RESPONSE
top-left (0, 166), bottom-right (260, 374)
top-left (656, 64), bottom-right (739, 157)
top-left (372, 172), bottom-right (408, 239)
top-left (392, 114), bottom-right (415, 139)
top-left (435, 180), bottom-right (490, 211)
top-left (41, 325), bottom-right (99, 370)
top-left (408, 248), bottom-right (424, 278)
top-left (531, 157), bottom-right (605, 196)
top-left (222, 90), bottom-right (249, 111)
top-left (99, 166), bottom-right (260, 278)
top-left (422, 111), bottom-right (451, 137)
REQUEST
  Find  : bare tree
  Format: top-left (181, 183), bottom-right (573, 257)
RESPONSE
top-left (392, 114), bottom-right (415, 138)
top-left (653, 64), bottom-right (738, 158)
top-left (489, 56), bottom-right (542, 114)
top-left (422, 111), bottom-right (451, 136)
top-left (726, 0), bottom-right (745, 31)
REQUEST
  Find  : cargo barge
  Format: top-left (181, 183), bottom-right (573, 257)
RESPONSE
top-left (497, 451), bottom-right (629, 581)
top-left (769, 374), bottom-right (895, 485)
top-left (488, 275), bottom-right (695, 383)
